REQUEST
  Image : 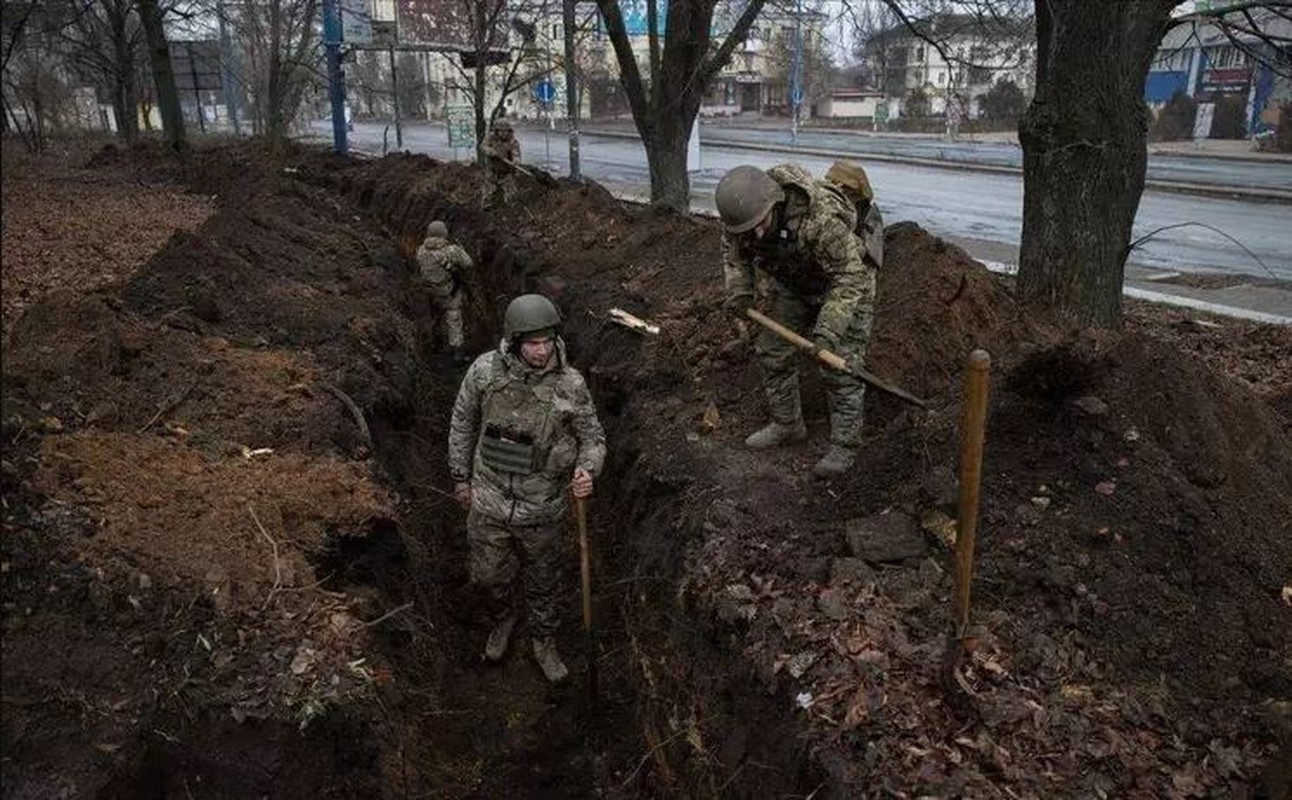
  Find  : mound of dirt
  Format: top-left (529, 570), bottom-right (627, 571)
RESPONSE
top-left (325, 152), bottom-right (1291, 797)
top-left (6, 141), bottom-right (1289, 799)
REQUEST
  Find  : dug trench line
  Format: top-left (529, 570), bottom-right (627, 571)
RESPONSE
top-left (328, 174), bottom-right (826, 795)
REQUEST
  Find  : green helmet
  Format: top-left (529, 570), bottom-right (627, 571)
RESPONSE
top-left (503, 294), bottom-right (561, 339)
top-left (427, 220), bottom-right (448, 238)
top-left (715, 165), bottom-right (785, 234)
top-left (493, 118), bottom-right (513, 133)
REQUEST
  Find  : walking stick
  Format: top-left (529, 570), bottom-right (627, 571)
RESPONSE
top-left (942, 349), bottom-right (991, 697)
top-left (576, 496), bottom-right (597, 702)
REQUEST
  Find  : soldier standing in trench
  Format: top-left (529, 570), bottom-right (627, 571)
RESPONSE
top-left (481, 118), bottom-right (521, 209)
top-left (716, 162), bottom-right (882, 477)
top-left (416, 220), bottom-right (474, 365)
top-left (448, 294), bottom-right (606, 683)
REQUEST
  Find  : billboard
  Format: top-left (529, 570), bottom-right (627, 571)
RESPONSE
top-left (621, 0), bottom-right (667, 36)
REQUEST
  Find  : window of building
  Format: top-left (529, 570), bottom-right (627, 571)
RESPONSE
top-left (916, 45), bottom-right (925, 62)
top-left (1207, 45), bottom-right (1248, 69)
top-left (937, 71), bottom-right (945, 85)
top-left (551, 23), bottom-right (561, 41)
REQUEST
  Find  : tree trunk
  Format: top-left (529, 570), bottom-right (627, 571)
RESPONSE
top-left (1017, 1), bottom-right (1175, 327)
top-left (114, 73), bottom-right (139, 140)
top-left (138, 0), bottom-right (187, 152)
top-left (641, 115), bottom-right (690, 210)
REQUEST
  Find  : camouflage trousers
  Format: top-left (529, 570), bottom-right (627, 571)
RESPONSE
top-left (481, 167), bottom-right (517, 209)
top-left (756, 284), bottom-right (874, 448)
top-left (437, 291), bottom-right (464, 349)
top-left (467, 509), bottom-right (565, 638)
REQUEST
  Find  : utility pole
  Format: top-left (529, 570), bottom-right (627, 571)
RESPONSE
top-left (791, 0), bottom-right (803, 144)
top-left (216, 0), bottom-right (241, 135)
top-left (323, 0), bottom-right (348, 154)
top-left (562, 0), bottom-right (580, 181)
top-left (388, 46), bottom-right (402, 148)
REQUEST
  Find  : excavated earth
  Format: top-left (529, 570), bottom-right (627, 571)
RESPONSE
top-left (2, 140), bottom-right (1290, 799)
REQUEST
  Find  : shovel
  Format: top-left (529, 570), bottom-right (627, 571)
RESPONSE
top-left (745, 308), bottom-right (928, 408)
top-left (575, 496), bottom-right (597, 702)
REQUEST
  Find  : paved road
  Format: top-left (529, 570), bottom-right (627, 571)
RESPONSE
top-left (326, 120), bottom-right (1291, 283)
top-left (696, 125), bottom-right (1292, 195)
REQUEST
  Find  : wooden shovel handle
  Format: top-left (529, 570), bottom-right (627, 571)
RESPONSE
top-left (953, 350), bottom-right (991, 635)
top-left (576, 497), bottom-right (592, 633)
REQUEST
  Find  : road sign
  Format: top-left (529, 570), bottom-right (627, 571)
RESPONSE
top-left (340, 0), bottom-right (372, 44)
top-left (446, 104), bottom-right (474, 149)
top-left (789, 86), bottom-right (803, 106)
top-left (535, 80), bottom-right (556, 104)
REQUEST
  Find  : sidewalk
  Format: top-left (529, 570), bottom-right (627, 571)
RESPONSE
top-left (576, 123), bottom-right (1292, 203)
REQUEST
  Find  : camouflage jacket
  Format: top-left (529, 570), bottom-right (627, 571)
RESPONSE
top-left (448, 339), bottom-right (605, 526)
top-left (722, 163), bottom-right (878, 346)
top-left (416, 236), bottom-right (472, 300)
top-left (482, 132), bottom-right (521, 165)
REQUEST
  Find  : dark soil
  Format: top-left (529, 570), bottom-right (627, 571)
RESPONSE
top-left (4, 140), bottom-right (1290, 799)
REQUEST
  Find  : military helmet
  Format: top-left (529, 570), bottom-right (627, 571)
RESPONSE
top-left (493, 118), bottom-right (513, 133)
top-left (715, 165), bottom-right (785, 234)
top-left (504, 294), bottom-right (561, 339)
top-left (427, 220), bottom-right (448, 238)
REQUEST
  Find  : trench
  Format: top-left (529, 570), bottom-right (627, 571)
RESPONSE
top-left (326, 172), bottom-right (827, 797)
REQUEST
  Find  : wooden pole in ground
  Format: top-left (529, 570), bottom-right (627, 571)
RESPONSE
top-left (943, 349), bottom-right (991, 694)
top-left (576, 496), bottom-right (597, 702)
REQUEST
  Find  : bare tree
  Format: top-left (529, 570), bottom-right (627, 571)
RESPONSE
top-left (138, 0), bottom-right (186, 150)
top-left (763, 15), bottom-right (836, 114)
top-left (596, 0), bottom-right (772, 210)
top-left (47, 0), bottom-right (149, 140)
top-left (233, 0), bottom-right (322, 146)
top-left (875, 0), bottom-right (1289, 326)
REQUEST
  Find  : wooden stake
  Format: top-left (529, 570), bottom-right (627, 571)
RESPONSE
top-left (944, 349), bottom-right (991, 694)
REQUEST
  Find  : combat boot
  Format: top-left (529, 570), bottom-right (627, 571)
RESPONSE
top-left (483, 613), bottom-right (517, 662)
top-left (744, 419), bottom-right (807, 450)
top-left (812, 444), bottom-right (855, 477)
top-left (532, 637), bottom-right (569, 683)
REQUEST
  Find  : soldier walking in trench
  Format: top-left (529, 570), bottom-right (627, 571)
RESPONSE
top-left (448, 294), bottom-right (606, 683)
top-left (481, 118), bottom-right (522, 209)
top-left (716, 162), bottom-right (883, 477)
top-left (416, 220), bottom-right (474, 364)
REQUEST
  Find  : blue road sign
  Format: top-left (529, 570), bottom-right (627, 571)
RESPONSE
top-left (535, 80), bottom-right (556, 103)
top-left (789, 86), bottom-right (804, 106)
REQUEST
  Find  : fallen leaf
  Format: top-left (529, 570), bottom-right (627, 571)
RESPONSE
top-left (1094, 481), bottom-right (1117, 496)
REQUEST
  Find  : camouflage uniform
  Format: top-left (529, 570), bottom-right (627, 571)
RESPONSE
top-left (722, 163), bottom-right (880, 449)
top-left (416, 233), bottom-right (473, 349)
top-left (447, 338), bottom-right (605, 639)
top-left (481, 129), bottom-right (522, 208)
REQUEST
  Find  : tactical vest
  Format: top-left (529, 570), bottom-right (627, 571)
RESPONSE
top-left (477, 354), bottom-right (560, 476)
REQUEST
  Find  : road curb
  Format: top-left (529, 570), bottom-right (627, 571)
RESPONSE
top-left (581, 128), bottom-right (1292, 204)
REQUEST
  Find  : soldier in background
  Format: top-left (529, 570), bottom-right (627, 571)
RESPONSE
top-left (481, 119), bottom-right (522, 209)
top-left (448, 294), bottom-right (605, 684)
top-left (716, 162), bottom-right (880, 478)
top-left (416, 220), bottom-right (474, 364)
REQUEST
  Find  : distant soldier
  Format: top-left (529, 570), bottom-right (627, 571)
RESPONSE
top-left (416, 220), bottom-right (474, 364)
top-left (716, 163), bottom-right (879, 477)
top-left (448, 294), bottom-right (606, 684)
top-left (481, 118), bottom-right (522, 209)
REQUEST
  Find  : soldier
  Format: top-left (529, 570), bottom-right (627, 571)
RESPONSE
top-left (448, 294), bottom-right (606, 683)
top-left (716, 163), bottom-right (880, 477)
top-left (481, 118), bottom-right (522, 209)
top-left (416, 220), bottom-right (474, 364)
